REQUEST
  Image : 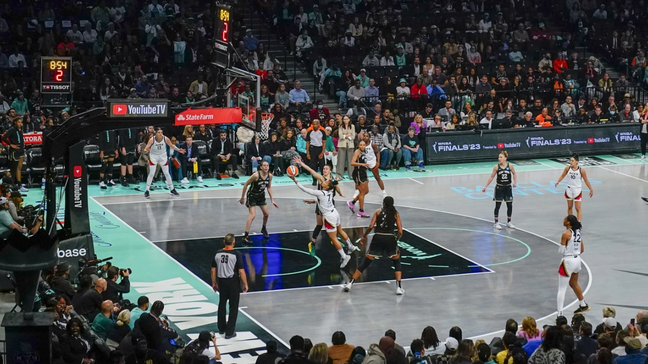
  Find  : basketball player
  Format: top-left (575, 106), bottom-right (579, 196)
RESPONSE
top-left (481, 151), bottom-right (517, 229)
top-left (292, 157), bottom-right (357, 254)
top-left (287, 174), bottom-right (354, 268)
top-left (239, 160), bottom-right (279, 243)
top-left (554, 154), bottom-right (594, 222)
top-left (344, 196), bottom-right (404, 295)
top-left (118, 127), bottom-right (139, 186)
top-left (362, 131), bottom-right (387, 196)
top-left (557, 215), bottom-right (589, 316)
top-left (347, 140), bottom-right (370, 218)
top-left (143, 128), bottom-right (185, 198)
top-left (98, 130), bottom-right (118, 189)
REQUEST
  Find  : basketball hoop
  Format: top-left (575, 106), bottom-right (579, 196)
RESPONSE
top-left (259, 113), bottom-right (273, 140)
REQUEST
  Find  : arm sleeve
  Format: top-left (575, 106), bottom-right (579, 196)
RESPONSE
top-left (296, 182), bottom-right (321, 197)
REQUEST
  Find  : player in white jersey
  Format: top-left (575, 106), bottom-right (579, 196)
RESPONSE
top-left (557, 215), bottom-right (589, 316)
top-left (287, 173), bottom-right (355, 268)
top-left (555, 154), bottom-right (594, 221)
top-left (143, 128), bottom-right (185, 198)
top-left (362, 130), bottom-right (387, 196)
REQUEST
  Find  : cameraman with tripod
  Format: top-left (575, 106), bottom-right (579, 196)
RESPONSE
top-left (103, 266), bottom-right (131, 305)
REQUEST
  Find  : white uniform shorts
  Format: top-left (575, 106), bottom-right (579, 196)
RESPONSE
top-left (564, 186), bottom-right (582, 201)
top-left (149, 155), bottom-right (169, 167)
top-left (559, 256), bottom-right (582, 277)
top-left (367, 160), bottom-right (376, 170)
top-left (322, 210), bottom-right (341, 233)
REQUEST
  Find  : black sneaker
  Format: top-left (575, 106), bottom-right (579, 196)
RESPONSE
top-left (215, 174), bottom-right (222, 180)
top-left (243, 235), bottom-right (252, 244)
top-left (170, 189), bottom-right (179, 196)
top-left (108, 179), bottom-right (116, 187)
top-left (121, 177), bottom-right (129, 187)
top-left (231, 173), bottom-right (239, 179)
top-left (225, 333), bottom-right (237, 339)
top-left (144, 190), bottom-right (150, 198)
top-left (574, 304), bottom-right (590, 314)
top-left (261, 226), bottom-right (269, 238)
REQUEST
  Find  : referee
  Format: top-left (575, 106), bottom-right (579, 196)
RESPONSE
top-left (211, 234), bottom-right (248, 339)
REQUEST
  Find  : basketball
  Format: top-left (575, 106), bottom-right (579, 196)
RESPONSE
top-left (287, 166), bottom-right (299, 177)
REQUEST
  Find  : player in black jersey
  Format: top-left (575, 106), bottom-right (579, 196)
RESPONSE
top-left (292, 157), bottom-right (354, 255)
top-left (343, 196), bottom-right (404, 295)
top-left (482, 151), bottom-right (517, 230)
top-left (239, 161), bottom-right (278, 243)
top-left (347, 139), bottom-right (371, 218)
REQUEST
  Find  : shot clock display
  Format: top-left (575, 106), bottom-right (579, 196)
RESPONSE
top-left (41, 57), bottom-right (72, 94)
top-left (213, 3), bottom-right (232, 69)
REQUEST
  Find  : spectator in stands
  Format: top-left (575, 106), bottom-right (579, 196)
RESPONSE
top-left (246, 135), bottom-right (269, 174)
top-left (129, 296), bottom-right (149, 329)
top-left (296, 30), bottom-right (314, 59)
top-left (329, 331), bottom-right (355, 364)
top-left (323, 127), bottom-right (337, 173)
top-left (382, 125), bottom-right (402, 170)
top-left (91, 300), bottom-right (115, 340)
top-left (310, 100), bottom-right (330, 122)
top-left (189, 74), bottom-right (209, 99)
top-left (402, 127), bottom-right (424, 169)
top-left (211, 130), bottom-right (239, 180)
top-left (347, 79), bottom-right (366, 108)
top-left (60, 317), bottom-right (92, 364)
top-left (125, 334), bottom-right (168, 364)
top-left (50, 263), bottom-right (76, 302)
top-left (180, 136), bottom-right (203, 183)
top-left (136, 300), bottom-right (177, 353)
top-left (264, 133), bottom-right (284, 176)
top-left (480, 110), bottom-right (495, 129)
top-left (518, 317), bottom-right (542, 342)
top-left (289, 81), bottom-right (311, 113)
top-left (8, 49), bottom-right (26, 68)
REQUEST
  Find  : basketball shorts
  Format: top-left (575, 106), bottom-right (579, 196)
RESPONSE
top-left (149, 155), bottom-right (168, 166)
top-left (494, 185), bottom-right (513, 202)
top-left (352, 168), bottom-right (368, 184)
top-left (367, 160), bottom-right (377, 170)
top-left (367, 234), bottom-right (399, 258)
top-left (565, 186), bottom-right (583, 201)
top-left (120, 150), bottom-right (136, 165)
top-left (558, 256), bottom-right (582, 277)
top-left (322, 210), bottom-right (341, 232)
top-left (246, 194), bottom-right (267, 207)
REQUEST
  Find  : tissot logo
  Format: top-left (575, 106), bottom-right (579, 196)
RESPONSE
top-left (73, 165), bottom-right (82, 178)
top-left (112, 104), bottom-right (127, 115)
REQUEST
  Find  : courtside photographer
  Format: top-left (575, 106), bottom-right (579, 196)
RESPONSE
top-left (103, 265), bottom-right (132, 308)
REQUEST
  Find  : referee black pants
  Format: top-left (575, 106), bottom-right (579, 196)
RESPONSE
top-left (217, 278), bottom-right (240, 336)
top-left (309, 146), bottom-right (324, 184)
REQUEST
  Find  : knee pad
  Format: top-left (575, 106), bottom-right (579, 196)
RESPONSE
top-left (392, 258), bottom-right (402, 272)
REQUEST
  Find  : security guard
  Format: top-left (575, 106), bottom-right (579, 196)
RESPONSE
top-left (211, 234), bottom-right (248, 339)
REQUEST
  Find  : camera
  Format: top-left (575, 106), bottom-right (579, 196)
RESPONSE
top-left (120, 268), bottom-right (132, 276)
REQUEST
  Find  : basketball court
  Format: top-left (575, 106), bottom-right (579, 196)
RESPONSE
top-left (44, 153), bottom-right (644, 361)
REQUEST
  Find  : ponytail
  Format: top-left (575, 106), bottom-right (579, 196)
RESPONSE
top-left (382, 196), bottom-right (398, 227)
top-left (566, 215), bottom-right (581, 230)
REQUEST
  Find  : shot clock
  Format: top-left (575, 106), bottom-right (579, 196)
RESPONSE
top-left (41, 57), bottom-right (72, 94)
top-left (213, 3), bottom-right (232, 69)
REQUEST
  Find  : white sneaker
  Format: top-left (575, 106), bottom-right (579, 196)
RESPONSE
top-left (642, 155), bottom-right (646, 160)
top-left (396, 286), bottom-right (405, 295)
top-left (506, 222), bottom-right (516, 229)
top-left (99, 181), bottom-right (107, 189)
top-left (345, 243), bottom-right (358, 254)
top-left (181, 178), bottom-right (190, 184)
top-left (343, 282), bottom-right (352, 292)
top-left (340, 255), bottom-right (351, 268)
top-left (382, 190), bottom-right (387, 196)
top-left (494, 222), bottom-right (502, 230)
top-left (197, 176), bottom-right (203, 183)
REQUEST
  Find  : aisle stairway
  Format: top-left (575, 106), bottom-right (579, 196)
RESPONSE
top-left (241, 5), bottom-right (341, 113)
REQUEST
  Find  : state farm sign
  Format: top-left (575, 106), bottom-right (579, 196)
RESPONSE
top-left (174, 107), bottom-right (243, 126)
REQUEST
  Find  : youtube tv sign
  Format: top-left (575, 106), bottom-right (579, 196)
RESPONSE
top-left (107, 99), bottom-right (169, 118)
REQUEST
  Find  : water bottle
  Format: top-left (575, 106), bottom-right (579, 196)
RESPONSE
top-left (41, 178), bottom-right (46, 189)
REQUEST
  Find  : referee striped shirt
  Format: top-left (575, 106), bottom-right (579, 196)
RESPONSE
top-left (212, 248), bottom-right (243, 280)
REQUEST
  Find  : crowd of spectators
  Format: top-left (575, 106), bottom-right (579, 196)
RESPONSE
top-left (39, 273), bottom-right (648, 364)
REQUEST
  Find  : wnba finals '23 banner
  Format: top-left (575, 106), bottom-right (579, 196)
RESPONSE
top-left (426, 124), bottom-right (642, 163)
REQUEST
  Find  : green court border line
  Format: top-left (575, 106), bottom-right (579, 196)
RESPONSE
top-left (408, 227), bottom-right (531, 267)
top-left (234, 246), bottom-right (322, 277)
